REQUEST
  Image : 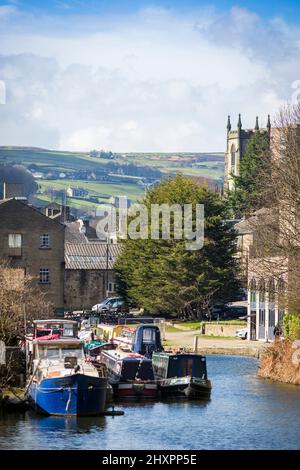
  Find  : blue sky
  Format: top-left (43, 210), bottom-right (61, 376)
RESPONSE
top-left (0, 1), bottom-right (300, 151)
top-left (2, 0), bottom-right (300, 22)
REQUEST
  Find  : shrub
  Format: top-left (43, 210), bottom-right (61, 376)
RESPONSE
top-left (283, 313), bottom-right (300, 339)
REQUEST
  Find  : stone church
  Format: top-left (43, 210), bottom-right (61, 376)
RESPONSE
top-left (225, 114), bottom-right (289, 342)
top-left (224, 114), bottom-right (271, 191)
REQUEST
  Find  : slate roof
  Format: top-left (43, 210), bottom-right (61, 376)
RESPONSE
top-left (65, 242), bottom-right (123, 270)
top-left (65, 222), bottom-right (88, 243)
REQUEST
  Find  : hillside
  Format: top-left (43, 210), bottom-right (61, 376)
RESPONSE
top-left (0, 146), bottom-right (224, 213)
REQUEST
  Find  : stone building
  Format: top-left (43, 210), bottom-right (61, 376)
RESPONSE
top-left (64, 242), bottom-right (122, 311)
top-left (234, 210), bottom-right (288, 341)
top-left (224, 114), bottom-right (271, 191)
top-left (226, 119), bottom-right (300, 341)
top-left (0, 198), bottom-right (65, 313)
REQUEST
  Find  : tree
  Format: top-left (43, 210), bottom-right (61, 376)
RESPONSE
top-left (0, 164), bottom-right (37, 198)
top-left (227, 131), bottom-right (270, 217)
top-left (247, 102), bottom-right (300, 313)
top-left (115, 175), bottom-right (240, 319)
top-left (0, 260), bottom-right (53, 346)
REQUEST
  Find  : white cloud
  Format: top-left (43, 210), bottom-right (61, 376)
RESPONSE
top-left (0, 6), bottom-right (299, 151)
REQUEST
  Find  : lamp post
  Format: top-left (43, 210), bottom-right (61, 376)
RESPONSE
top-left (106, 236), bottom-right (109, 298)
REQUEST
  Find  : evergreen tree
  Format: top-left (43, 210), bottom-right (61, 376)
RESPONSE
top-left (115, 175), bottom-right (240, 319)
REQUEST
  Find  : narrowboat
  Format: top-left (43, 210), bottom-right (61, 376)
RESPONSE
top-left (26, 337), bottom-right (108, 416)
top-left (25, 319), bottom-right (79, 366)
top-left (99, 324), bottom-right (163, 399)
top-left (32, 319), bottom-right (79, 339)
top-left (152, 351), bottom-right (212, 400)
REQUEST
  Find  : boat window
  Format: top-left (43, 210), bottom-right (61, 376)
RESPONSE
top-left (36, 329), bottom-right (52, 338)
top-left (47, 348), bottom-right (60, 358)
top-left (39, 346), bottom-right (60, 359)
top-left (122, 329), bottom-right (133, 339)
top-left (142, 328), bottom-right (156, 344)
top-left (63, 324), bottom-right (75, 337)
top-left (61, 347), bottom-right (83, 359)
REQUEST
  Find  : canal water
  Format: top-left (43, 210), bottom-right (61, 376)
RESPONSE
top-left (0, 355), bottom-right (299, 450)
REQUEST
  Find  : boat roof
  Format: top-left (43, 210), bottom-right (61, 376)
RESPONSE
top-left (153, 351), bottom-right (205, 359)
top-left (33, 338), bottom-right (83, 346)
top-left (101, 348), bottom-right (151, 361)
top-left (98, 323), bottom-right (122, 329)
top-left (33, 319), bottom-right (78, 324)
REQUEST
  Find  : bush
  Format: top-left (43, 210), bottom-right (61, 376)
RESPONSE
top-left (283, 313), bottom-right (300, 339)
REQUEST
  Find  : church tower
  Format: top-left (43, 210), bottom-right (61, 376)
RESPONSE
top-left (224, 114), bottom-right (271, 192)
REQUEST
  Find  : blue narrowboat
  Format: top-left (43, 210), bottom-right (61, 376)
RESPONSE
top-left (26, 338), bottom-right (107, 416)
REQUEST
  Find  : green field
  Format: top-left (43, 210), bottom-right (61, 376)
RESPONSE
top-left (38, 179), bottom-right (145, 210)
top-left (0, 146), bottom-right (224, 212)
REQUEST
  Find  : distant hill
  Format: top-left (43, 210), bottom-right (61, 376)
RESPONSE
top-left (0, 146), bottom-right (224, 214)
top-left (0, 146), bottom-right (224, 172)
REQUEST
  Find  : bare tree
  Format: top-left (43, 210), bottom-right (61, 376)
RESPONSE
top-left (0, 259), bottom-right (53, 346)
top-left (248, 101), bottom-right (300, 311)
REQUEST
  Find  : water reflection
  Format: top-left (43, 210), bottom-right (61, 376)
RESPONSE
top-left (0, 356), bottom-right (299, 450)
top-left (26, 412), bottom-right (106, 434)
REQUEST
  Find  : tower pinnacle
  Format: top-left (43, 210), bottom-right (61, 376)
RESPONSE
top-left (267, 114), bottom-right (271, 133)
top-left (237, 113), bottom-right (242, 131)
top-left (227, 115), bottom-right (231, 132)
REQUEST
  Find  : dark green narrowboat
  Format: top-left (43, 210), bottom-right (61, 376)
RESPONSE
top-left (152, 352), bottom-right (212, 399)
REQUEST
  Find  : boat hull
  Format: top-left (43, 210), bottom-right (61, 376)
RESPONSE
top-left (100, 350), bottom-right (158, 400)
top-left (28, 373), bottom-right (107, 416)
top-left (113, 382), bottom-right (158, 399)
top-left (158, 377), bottom-right (211, 400)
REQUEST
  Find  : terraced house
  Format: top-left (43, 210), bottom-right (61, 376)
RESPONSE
top-left (0, 198), bottom-right (65, 314)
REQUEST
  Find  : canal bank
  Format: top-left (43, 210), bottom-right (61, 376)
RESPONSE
top-left (165, 330), bottom-right (268, 358)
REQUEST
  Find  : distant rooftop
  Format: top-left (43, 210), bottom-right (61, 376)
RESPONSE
top-left (65, 242), bottom-right (122, 270)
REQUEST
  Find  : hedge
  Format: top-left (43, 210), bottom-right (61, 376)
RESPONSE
top-left (283, 313), bottom-right (300, 339)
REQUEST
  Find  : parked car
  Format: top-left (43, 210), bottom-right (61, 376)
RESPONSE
top-left (235, 327), bottom-right (248, 340)
top-left (91, 297), bottom-right (123, 312)
top-left (110, 300), bottom-right (130, 315)
top-left (210, 305), bottom-right (247, 321)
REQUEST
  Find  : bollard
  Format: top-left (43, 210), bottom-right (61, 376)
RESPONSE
top-left (193, 335), bottom-right (198, 353)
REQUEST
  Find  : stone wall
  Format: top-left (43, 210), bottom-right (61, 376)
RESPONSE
top-left (202, 323), bottom-right (245, 337)
top-left (64, 269), bottom-right (117, 310)
top-left (0, 199), bottom-right (65, 311)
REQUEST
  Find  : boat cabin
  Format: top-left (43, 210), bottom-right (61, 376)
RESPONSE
top-left (131, 325), bottom-right (163, 357)
top-left (152, 352), bottom-right (208, 380)
top-left (33, 338), bottom-right (84, 360)
top-left (28, 338), bottom-right (102, 380)
top-left (32, 320), bottom-right (79, 339)
top-left (100, 349), bottom-right (155, 381)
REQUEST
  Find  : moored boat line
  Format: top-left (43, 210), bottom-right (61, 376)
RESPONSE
top-left (24, 318), bottom-right (212, 416)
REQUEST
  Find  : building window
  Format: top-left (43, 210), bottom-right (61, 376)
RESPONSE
top-left (249, 279), bottom-right (257, 341)
top-left (40, 234), bottom-right (50, 248)
top-left (230, 144), bottom-right (236, 175)
top-left (268, 279), bottom-right (276, 338)
top-left (8, 234), bottom-right (22, 248)
top-left (39, 268), bottom-right (50, 284)
top-left (278, 278), bottom-right (285, 327)
top-left (258, 279), bottom-right (265, 339)
top-left (250, 279), bottom-right (256, 312)
top-left (108, 282), bottom-right (116, 293)
top-left (259, 286), bottom-right (265, 325)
